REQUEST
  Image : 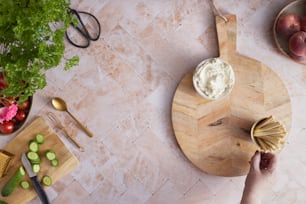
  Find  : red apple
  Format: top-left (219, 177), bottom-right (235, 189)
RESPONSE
top-left (289, 31), bottom-right (306, 57)
top-left (301, 16), bottom-right (306, 32)
top-left (290, 52), bottom-right (306, 62)
top-left (276, 13), bottom-right (301, 39)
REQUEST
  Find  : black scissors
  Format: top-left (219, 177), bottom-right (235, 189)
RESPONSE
top-left (65, 8), bottom-right (101, 48)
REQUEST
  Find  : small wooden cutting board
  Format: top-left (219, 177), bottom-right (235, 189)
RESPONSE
top-left (171, 15), bottom-right (292, 177)
top-left (0, 116), bottom-right (79, 203)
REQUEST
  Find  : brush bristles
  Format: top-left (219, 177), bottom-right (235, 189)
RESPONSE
top-left (252, 116), bottom-right (287, 152)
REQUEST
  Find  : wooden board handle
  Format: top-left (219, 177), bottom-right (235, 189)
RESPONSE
top-left (215, 14), bottom-right (237, 60)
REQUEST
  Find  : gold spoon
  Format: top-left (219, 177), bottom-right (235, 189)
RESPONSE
top-left (51, 97), bottom-right (93, 137)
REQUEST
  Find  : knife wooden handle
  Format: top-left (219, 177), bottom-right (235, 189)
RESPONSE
top-left (31, 176), bottom-right (50, 204)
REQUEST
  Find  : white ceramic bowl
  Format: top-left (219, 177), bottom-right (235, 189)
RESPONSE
top-left (192, 58), bottom-right (235, 100)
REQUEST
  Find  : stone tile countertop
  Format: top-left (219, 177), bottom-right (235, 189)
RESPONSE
top-left (2, 0), bottom-right (306, 203)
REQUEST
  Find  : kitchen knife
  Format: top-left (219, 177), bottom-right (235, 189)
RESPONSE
top-left (21, 153), bottom-right (50, 204)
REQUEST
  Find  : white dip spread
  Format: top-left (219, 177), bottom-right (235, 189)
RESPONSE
top-left (193, 58), bottom-right (235, 99)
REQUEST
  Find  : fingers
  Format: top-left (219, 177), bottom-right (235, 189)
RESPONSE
top-left (250, 150), bottom-right (261, 172)
top-left (260, 152), bottom-right (278, 172)
top-left (266, 153), bottom-right (278, 172)
top-left (250, 151), bottom-right (278, 173)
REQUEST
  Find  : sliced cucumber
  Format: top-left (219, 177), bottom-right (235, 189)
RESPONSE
top-left (51, 159), bottom-right (59, 167)
top-left (27, 151), bottom-right (41, 164)
top-left (20, 180), bottom-right (30, 189)
top-left (35, 134), bottom-right (45, 144)
top-left (41, 175), bottom-right (52, 186)
top-left (45, 150), bottom-right (56, 161)
top-left (1, 166), bottom-right (25, 197)
top-left (28, 140), bottom-right (39, 152)
top-left (30, 158), bottom-right (41, 164)
top-left (32, 164), bottom-right (40, 173)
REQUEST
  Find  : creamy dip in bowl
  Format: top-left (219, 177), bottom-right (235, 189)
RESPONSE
top-left (193, 58), bottom-right (235, 100)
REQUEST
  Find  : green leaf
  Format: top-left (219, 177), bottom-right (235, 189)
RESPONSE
top-left (64, 56), bottom-right (79, 70)
top-left (0, 0), bottom-right (77, 101)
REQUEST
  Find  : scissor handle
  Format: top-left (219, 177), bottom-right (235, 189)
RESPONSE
top-left (65, 8), bottom-right (101, 48)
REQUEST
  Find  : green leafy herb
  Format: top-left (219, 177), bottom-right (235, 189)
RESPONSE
top-left (0, 0), bottom-right (79, 102)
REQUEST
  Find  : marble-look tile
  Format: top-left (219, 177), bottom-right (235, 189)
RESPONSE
top-left (51, 180), bottom-right (88, 203)
top-left (145, 179), bottom-right (182, 204)
top-left (81, 178), bottom-right (125, 204)
top-left (211, 180), bottom-right (244, 204)
top-left (70, 138), bottom-right (114, 193)
top-left (272, 184), bottom-right (306, 204)
top-left (180, 179), bottom-right (214, 204)
top-left (115, 171), bottom-right (152, 204)
top-left (200, 175), bottom-right (233, 196)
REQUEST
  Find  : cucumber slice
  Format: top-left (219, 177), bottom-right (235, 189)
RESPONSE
top-left (27, 151), bottom-right (41, 163)
top-left (1, 166), bottom-right (25, 197)
top-left (45, 150), bottom-right (56, 161)
top-left (20, 180), bottom-right (30, 189)
top-left (28, 140), bottom-right (39, 152)
top-left (32, 164), bottom-right (40, 173)
top-left (35, 134), bottom-right (45, 144)
top-left (41, 175), bottom-right (52, 186)
top-left (29, 158), bottom-right (41, 164)
top-left (51, 159), bottom-right (59, 167)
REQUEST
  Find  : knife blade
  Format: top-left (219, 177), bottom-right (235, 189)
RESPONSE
top-left (21, 153), bottom-right (50, 204)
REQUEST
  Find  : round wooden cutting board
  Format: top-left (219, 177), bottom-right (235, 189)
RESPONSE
top-left (171, 15), bottom-right (292, 177)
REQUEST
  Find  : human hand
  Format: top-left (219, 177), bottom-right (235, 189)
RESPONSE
top-left (241, 151), bottom-right (278, 204)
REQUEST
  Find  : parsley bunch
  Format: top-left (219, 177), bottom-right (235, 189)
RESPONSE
top-left (0, 0), bottom-right (79, 102)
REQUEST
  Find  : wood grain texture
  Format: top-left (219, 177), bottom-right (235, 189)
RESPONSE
top-left (171, 15), bottom-right (292, 177)
top-left (0, 116), bottom-right (79, 203)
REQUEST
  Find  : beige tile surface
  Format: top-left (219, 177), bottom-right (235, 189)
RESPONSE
top-left (1, 0), bottom-right (306, 203)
